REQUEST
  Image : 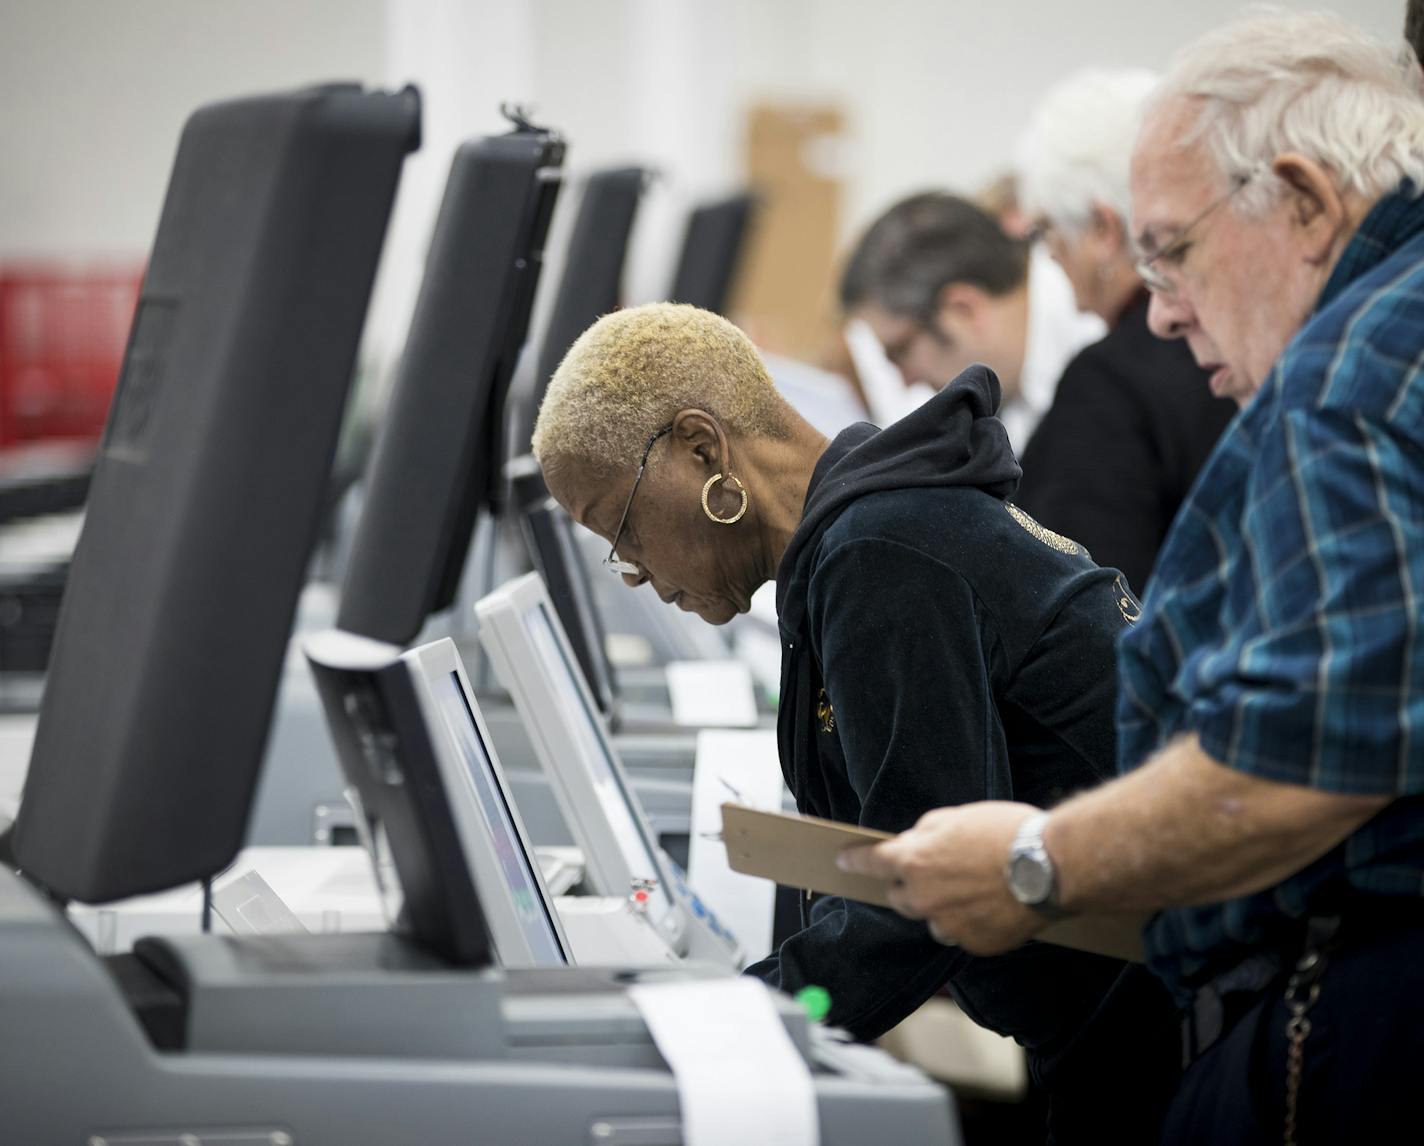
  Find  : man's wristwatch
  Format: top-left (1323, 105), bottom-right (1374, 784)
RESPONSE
top-left (1005, 811), bottom-right (1070, 920)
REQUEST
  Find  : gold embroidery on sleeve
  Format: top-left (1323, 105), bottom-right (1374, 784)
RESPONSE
top-left (1114, 574), bottom-right (1142, 623)
top-left (1006, 503), bottom-right (1082, 555)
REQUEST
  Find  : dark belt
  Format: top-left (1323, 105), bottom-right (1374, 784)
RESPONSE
top-left (1180, 899), bottom-right (1424, 1067)
top-left (1180, 951), bottom-right (1282, 1068)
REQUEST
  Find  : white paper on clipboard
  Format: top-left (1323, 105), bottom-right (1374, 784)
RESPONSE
top-left (688, 729), bottom-right (785, 958)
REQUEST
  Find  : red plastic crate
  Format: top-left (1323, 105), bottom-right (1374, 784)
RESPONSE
top-left (0, 265), bottom-right (144, 449)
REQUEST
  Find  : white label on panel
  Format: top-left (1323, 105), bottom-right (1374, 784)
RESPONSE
top-left (665, 660), bottom-right (758, 727)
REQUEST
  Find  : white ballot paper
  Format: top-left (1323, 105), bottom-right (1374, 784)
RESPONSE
top-left (629, 978), bottom-right (819, 1146)
top-left (689, 729), bottom-right (785, 957)
top-left (210, 871), bottom-right (308, 936)
top-left (666, 660), bottom-right (759, 727)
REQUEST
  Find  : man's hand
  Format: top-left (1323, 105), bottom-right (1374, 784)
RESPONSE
top-left (838, 737), bottom-right (1392, 941)
top-left (838, 801), bottom-right (1048, 955)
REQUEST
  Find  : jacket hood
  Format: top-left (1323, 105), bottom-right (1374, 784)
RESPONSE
top-left (775, 363), bottom-right (1021, 634)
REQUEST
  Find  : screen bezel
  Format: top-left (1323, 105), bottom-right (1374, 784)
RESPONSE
top-left (400, 636), bottom-right (572, 967)
top-left (304, 627), bottom-right (496, 969)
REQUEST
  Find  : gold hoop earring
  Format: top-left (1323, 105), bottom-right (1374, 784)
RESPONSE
top-left (702, 473), bottom-right (748, 525)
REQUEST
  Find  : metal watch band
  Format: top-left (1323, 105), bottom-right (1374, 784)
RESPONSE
top-left (1006, 810), bottom-right (1070, 920)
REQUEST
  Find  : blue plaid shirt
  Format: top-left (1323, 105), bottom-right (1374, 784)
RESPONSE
top-left (1118, 185), bottom-right (1424, 999)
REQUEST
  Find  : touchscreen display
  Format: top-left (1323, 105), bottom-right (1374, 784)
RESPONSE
top-left (436, 671), bottom-right (566, 965)
top-left (528, 603), bottom-right (675, 919)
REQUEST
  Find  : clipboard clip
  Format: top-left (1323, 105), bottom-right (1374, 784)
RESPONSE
top-left (701, 776), bottom-right (749, 840)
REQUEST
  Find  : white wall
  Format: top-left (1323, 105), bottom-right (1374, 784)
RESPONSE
top-left (0, 0), bottom-right (1410, 346)
top-left (500, 0), bottom-right (1411, 300)
top-left (728, 0), bottom-right (1408, 240)
top-left (0, 0), bottom-right (385, 258)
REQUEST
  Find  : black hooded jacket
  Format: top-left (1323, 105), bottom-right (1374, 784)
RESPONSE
top-left (744, 367), bottom-right (1179, 1124)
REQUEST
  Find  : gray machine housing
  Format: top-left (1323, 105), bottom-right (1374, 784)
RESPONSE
top-left (0, 869), bottom-right (958, 1145)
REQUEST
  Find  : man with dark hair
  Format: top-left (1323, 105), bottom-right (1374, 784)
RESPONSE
top-left (840, 191), bottom-right (1101, 450)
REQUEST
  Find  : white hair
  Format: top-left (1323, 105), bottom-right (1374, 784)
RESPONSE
top-left (1015, 68), bottom-right (1160, 232)
top-left (1151, 7), bottom-right (1424, 213)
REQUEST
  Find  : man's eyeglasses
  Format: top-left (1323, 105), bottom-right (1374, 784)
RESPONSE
top-left (603, 425), bottom-right (673, 576)
top-left (1135, 170), bottom-right (1260, 296)
top-left (1023, 217), bottom-right (1057, 246)
top-left (880, 315), bottom-right (955, 370)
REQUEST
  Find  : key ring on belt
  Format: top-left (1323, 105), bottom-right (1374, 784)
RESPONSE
top-left (1282, 916), bottom-right (1340, 1146)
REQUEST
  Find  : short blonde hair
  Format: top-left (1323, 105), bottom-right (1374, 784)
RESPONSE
top-left (532, 303), bottom-right (792, 477)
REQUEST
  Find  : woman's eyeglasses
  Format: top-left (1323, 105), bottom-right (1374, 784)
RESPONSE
top-left (603, 425), bottom-right (673, 576)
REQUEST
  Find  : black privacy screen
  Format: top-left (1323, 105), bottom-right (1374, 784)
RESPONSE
top-left (13, 84), bottom-right (420, 903)
top-left (336, 122), bottom-right (564, 645)
top-left (668, 192), bottom-right (757, 315)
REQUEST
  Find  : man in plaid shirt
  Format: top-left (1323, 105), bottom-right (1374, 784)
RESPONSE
top-left (841, 11), bottom-right (1424, 1142)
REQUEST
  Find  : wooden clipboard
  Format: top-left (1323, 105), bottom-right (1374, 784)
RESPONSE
top-left (720, 802), bottom-right (1146, 964)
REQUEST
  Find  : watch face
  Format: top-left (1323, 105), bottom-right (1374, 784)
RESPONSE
top-left (1009, 851), bottom-right (1053, 904)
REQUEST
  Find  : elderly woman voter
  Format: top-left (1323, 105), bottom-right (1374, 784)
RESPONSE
top-left (531, 302), bottom-right (1178, 1143)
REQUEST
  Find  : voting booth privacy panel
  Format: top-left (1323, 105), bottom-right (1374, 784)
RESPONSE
top-left (530, 165), bottom-right (647, 411)
top-left (668, 192), bottom-right (758, 315)
top-left (337, 118), bottom-right (564, 647)
top-left (12, 84), bottom-right (421, 903)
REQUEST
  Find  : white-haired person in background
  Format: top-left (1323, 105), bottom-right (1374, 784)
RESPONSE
top-left (1011, 68), bottom-right (1237, 596)
top-left (840, 10), bottom-right (1424, 1143)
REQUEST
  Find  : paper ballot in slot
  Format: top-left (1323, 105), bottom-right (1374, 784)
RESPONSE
top-left (720, 803), bottom-right (1147, 965)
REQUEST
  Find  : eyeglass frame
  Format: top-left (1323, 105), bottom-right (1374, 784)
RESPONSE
top-left (602, 424), bottom-right (674, 576)
top-left (875, 305), bottom-right (959, 373)
top-left (1022, 216), bottom-right (1061, 247)
top-left (1134, 168), bottom-right (1262, 296)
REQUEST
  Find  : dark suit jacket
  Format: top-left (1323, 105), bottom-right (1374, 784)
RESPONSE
top-left (1016, 291), bottom-right (1237, 595)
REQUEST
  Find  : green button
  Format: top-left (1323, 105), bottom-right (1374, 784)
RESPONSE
top-left (795, 985), bottom-right (832, 1023)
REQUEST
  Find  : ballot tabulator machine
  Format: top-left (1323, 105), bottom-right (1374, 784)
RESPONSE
top-left (0, 84), bottom-right (959, 1144)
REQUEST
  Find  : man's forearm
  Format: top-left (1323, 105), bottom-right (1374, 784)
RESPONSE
top-left (1049, 734), bottom-right (1388, 914)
